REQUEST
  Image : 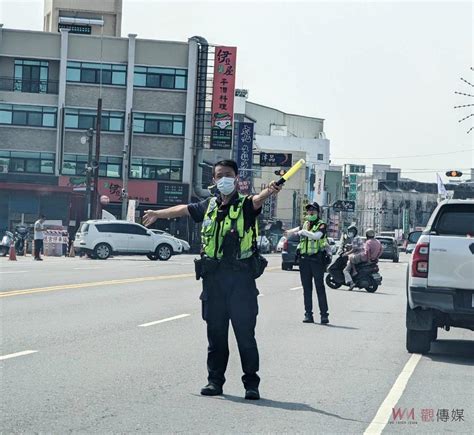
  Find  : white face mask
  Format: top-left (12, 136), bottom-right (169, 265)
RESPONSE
top-left (216, 177), bottom-right (236, 195)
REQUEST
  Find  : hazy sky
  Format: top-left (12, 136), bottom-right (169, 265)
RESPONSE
top-left (0, 0), bottom-right (472, 182)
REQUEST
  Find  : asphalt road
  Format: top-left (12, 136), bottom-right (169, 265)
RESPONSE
top-left (1, 253), bottom-right (473, 434)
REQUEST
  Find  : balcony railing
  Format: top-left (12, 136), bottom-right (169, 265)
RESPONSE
top-left (0, 77), bottom-right (59, 94)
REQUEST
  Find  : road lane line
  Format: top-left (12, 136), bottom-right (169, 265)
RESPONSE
top-left (0, 270), bottom-right (28, 274)
top-left (0, 273), bottom-right (195, 298)
top-left (290, 286), bottom-right (303, 291)
top-left (0, 350), bottom-right (38, 361)
top-left (138, 314), bottom-right (190, 327)
top-left (364, 353), bottom-right (422, 435)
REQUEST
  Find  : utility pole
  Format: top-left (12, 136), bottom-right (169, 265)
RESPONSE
top-left (83, 128), bottom-right (94, 220)
top-left (121, 111), bottom-right (132, 219)
top-left (92, 98), bottom-right (102, 219)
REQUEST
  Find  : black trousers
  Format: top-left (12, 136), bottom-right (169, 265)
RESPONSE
top-left (299, 255), bottom-right (329, 316)
top-left (200, 263), bottom-right (260, 389)
top-left (34, 239), bottom-right (43, 259)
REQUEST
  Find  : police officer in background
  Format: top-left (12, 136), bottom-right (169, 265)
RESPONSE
top-left (143, 159), bottom-right (282, 400)
top-left (294, 202), bottom-right (330, 324)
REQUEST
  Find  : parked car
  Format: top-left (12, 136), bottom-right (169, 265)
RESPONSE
top-left (151, 229), bottom-right (191, 253)
top-left (405, 230), bottom-right (422, 254)
top-left (376, 236), bottom-right (399, 262)
top-left (256, 235), bottom-right (271, 254)
top-left (281, 232), bottom-right (301, 270)
top-left (74, 220), bottom-right (183, 260)
top-left (406, 199), bottom-right (474, 354)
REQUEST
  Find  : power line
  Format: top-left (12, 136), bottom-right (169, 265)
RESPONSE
top-left (332, 148), bottom-right (473, 160)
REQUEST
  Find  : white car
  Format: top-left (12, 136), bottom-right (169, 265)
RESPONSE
top-left (74, 220), bottom-right (183, 260)
top-left (151, 229), bottom-right (191, 253)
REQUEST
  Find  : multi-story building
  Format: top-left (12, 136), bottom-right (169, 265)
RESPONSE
top-left (0, 25), bottom-right (197, 233)
top-left (356, 165), bottom-right (474, 234)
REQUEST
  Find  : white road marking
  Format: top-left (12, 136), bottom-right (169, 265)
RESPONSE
top-left (138, 314), bottom-right (190, 327)
top-left (290, 286), bottom-right (303, 291)
top-left (364, 353), bottom-right (422, 435)
top-left (73, 267), bottom-right (101, 270)
top-left (0, 350), bottom-right (38, 361)
top-left (0, 270), bottom-right (28, 274)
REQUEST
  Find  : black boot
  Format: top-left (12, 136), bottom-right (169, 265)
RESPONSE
top-left (321, 314), bottom-right (329, 324)
top-left (303, 313), bottom-right (314, 323)
top-left (245, 387), bottom-right (260, 400)
top-left (200, 383), bottom-right (223, 396)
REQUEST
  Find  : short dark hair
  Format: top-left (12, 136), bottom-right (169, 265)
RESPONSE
top-left (213, 159), bottom-right (238, 177)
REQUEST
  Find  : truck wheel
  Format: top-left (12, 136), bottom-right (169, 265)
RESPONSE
top-left (406, 328), bottom-right (431, 354)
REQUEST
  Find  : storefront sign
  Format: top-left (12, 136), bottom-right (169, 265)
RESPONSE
top-left (58, 176), bottom-right (157, 204)
top-left (259, 153), bottom-right (293, 167)
top-left (235, 122), bottom-right (253, 194)
top-left (210, 46), bottom-right (237, 149)
top-left (157, 183), bottom-right (189, 206)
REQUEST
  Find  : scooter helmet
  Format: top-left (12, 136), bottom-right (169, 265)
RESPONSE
top-left (347, 225), bottom-right (358, 237)
top-left (366, 228), bottom-right (376, 238)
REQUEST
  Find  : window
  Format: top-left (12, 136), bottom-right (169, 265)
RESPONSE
top-left (130, 158), bottom-right (183, 181)
top-left (134, 66), bottom-right (187, 90)
top-left (14, 59), bottom-right (49, 94)
top-left (0, 151), bottom-right (55, 174)
top-left (62, 154), bottom-right (122, 178)
top-left (0, 104), bottom-right (57, 128)
top-left (133, 113), bottom-right (184, 136)
top-left (433, 205), bottom-right (474, 236)
top-left (65, 109), bottom-right (124, 132)
top-left (99, 156), bottom-right (122, 178)
top-left (126, 224), bottom-right (148, 235)
top-left (66, 62), bottom-right (127, 86)
top-left (317, 154), bottom-right (324, 161)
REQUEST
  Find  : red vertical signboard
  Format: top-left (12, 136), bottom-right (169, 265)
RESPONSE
top-left (210, 46), bottom-right (237, 149)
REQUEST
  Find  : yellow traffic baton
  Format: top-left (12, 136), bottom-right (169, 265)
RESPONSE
top-left (275, 158), bottom-right (306, 185)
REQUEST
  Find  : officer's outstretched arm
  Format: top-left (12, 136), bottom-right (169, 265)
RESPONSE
top-left (143, 205), bottom-right (190, 227)
top-left (252, 180), bottom-right (282, 211)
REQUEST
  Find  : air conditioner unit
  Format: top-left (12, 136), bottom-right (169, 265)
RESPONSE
top-left (0, 163), bottom-right (8, 174)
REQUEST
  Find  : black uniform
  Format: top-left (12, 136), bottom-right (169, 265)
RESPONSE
top-left (188, 193), bottom-right (261, 389)
top-left (298, 221), bottom-right (329, 319)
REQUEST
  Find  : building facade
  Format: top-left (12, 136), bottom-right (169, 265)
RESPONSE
top-left (0, 23), bottom-right (210, 238)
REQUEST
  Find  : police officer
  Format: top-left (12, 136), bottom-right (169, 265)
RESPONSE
top-left (295, 202), bottom-right (330, 324)
top-left (143, 159), bottom-right (282, 400)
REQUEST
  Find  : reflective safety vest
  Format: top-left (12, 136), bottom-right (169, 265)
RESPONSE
top-left (201, 194), bottom-right (256, 260)
top-left (298, 220), bottom-right (328, 255)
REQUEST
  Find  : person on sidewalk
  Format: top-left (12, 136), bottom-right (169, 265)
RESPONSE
top-left (33, 215), bottom-right (46, 261)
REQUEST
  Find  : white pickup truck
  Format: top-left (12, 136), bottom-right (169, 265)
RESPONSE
top-left (406, 199), bottom-right (474, 353)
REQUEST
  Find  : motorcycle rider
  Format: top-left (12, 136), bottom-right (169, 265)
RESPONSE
top-left (343, 228), bottom-right (365, 290)
top-left (344, 228), bottom-right (383, 289)
top-left (364, 228), bottom-right (383, 263)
